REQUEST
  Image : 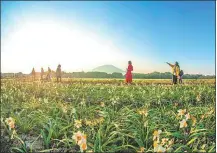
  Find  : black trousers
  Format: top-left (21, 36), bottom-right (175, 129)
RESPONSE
top-left (172, 75), bottom-right (177, 84)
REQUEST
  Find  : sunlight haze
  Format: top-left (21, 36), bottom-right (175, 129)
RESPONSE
top-left (1, 1), bottom-right (215, 75)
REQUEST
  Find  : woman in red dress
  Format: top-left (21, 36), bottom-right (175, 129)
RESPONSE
top-left (126, 61), bottom-right (133, 84)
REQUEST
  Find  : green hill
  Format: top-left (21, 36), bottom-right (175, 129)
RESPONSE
top-left (92, 65), bottom-right (124, 74)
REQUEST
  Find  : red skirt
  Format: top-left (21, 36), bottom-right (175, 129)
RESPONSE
top-left (126, 72), bottom-right (132, 83)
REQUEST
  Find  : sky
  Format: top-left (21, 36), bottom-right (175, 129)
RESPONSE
top-left (1, 1), bottom-right (215, 75)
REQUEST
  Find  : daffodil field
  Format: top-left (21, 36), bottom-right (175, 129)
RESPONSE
top-left (1, 79), bottom-right (216, 152)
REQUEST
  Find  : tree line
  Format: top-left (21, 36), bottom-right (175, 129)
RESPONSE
top-left (62, 71), bottom-right (215, 79)
top-left (1, 71), bottom-right (215, 79)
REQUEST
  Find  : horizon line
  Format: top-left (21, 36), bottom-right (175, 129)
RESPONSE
top-left (1, 71), bottom-right (215, 76)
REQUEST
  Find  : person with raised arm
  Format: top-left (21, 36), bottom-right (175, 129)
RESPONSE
top-left (166, 61), bottom-right (180, 85)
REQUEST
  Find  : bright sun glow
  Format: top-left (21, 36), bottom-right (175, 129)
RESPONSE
top-left (2, 20), bottom-right (128, 73)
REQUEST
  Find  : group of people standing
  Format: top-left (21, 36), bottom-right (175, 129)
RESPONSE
top-left (31, 64), bottom-right (62, 82)
top-left (31, 61), bottom-right (183, 85)
top-left (125, 61), bottom-right (183, 85)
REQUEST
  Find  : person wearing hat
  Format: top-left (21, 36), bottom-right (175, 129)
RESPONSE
top-left (56, 64), bottom-right (62, 82)
top-left (166, 61), bottom-right (180, 85)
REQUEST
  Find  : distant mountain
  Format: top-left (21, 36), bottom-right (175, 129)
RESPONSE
top-left (92, 65), bottom-right (124, 74)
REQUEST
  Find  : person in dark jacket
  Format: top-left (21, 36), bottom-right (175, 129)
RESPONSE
top-left (179, 70), bottom-right (184, 84)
